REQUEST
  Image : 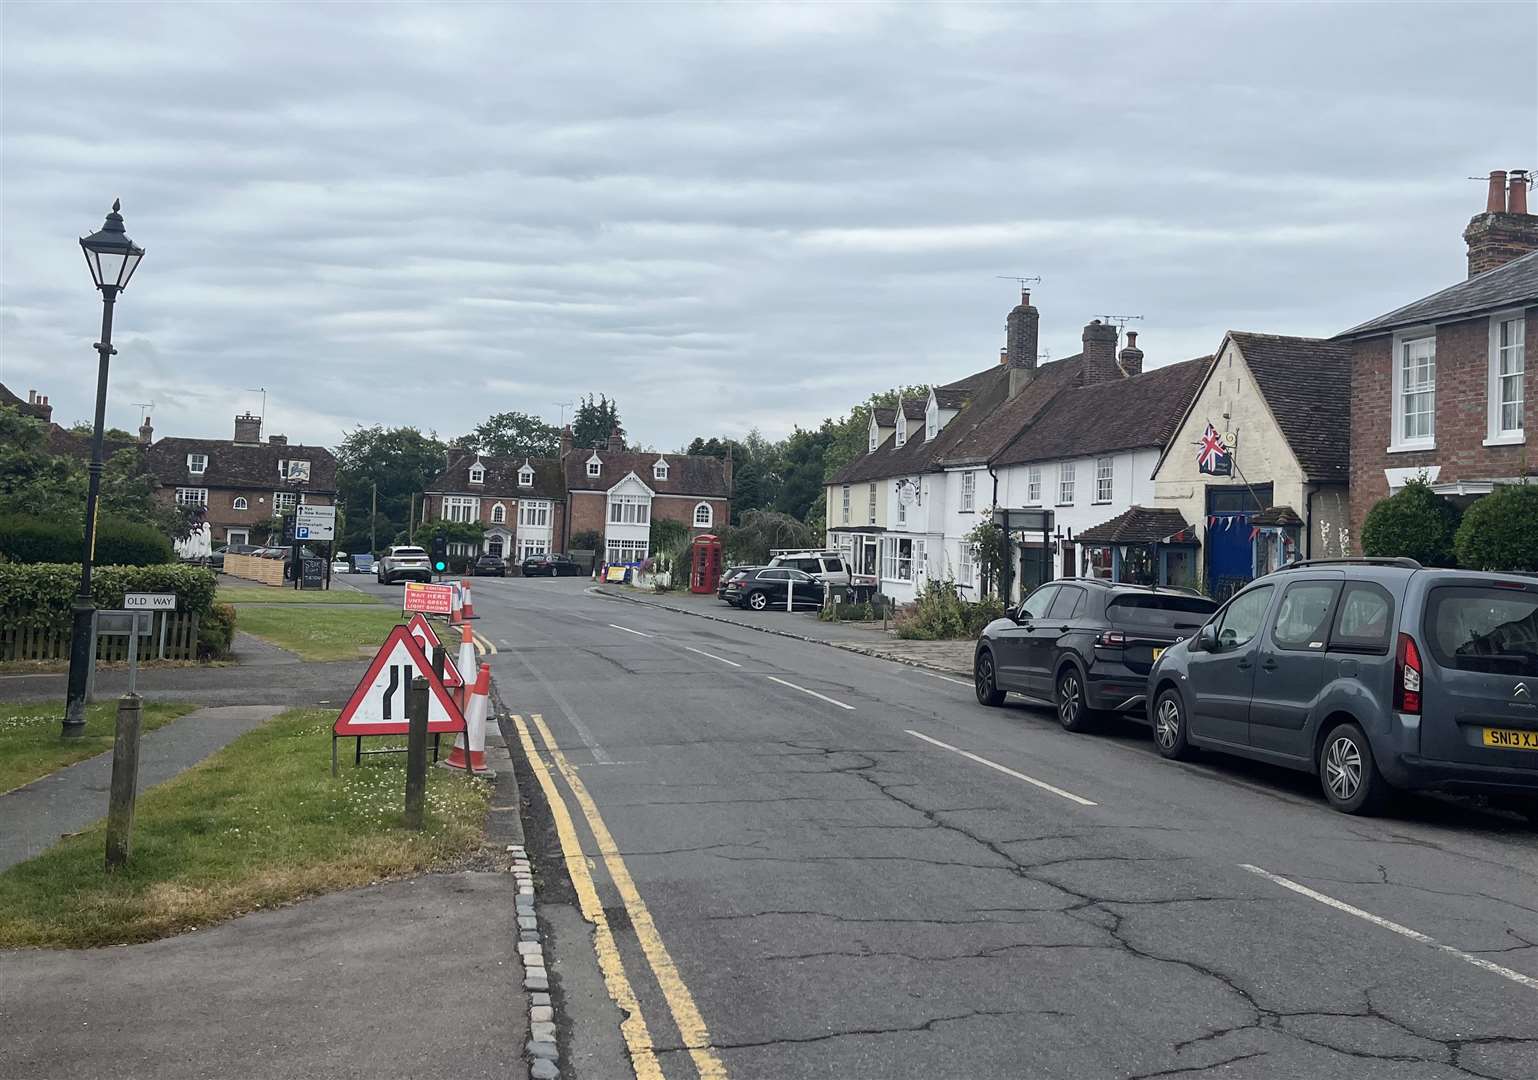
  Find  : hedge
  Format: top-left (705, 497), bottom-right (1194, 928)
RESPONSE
top-left (0, 513), bottom-right (174, 567)
top-left (0, 563), bottom-right (218, 634)
top-left (1455, 483), bottom-right (1538, 572)
top-left (1360, 480), bottom-right (1461, 567)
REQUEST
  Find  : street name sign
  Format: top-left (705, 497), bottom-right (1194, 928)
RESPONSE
top-left (124, 592), bottom-right (177, 611)
top-left (334, 625), bottom-right (465, 736)
top-left (294, 503), bottom-right (337, 541)
top-left (403, 581), bottom-right (455, 614)
top-left (406, 612), bottom-right (463, 688)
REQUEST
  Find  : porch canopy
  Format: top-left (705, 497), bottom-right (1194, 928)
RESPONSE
top-left (1078, 505), bottom-right (1199, 587)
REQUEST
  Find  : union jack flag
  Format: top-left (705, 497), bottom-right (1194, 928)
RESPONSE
top-left (1197, 423), bottom-right (1230, 475)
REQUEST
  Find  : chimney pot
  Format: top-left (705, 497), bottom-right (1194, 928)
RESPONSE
top-left (1509, 169), bottom-right (1529, 215)
top-left (27, 390), bottom-right (35, 403)
top-left (1487, 170), bottom-right (1508, 213)
top-left (1465, 168), bottom-right (1538, 276)
top-left (999, 347), bottom-right (1008, 366)
top-left (1118, 331), bottom-right (1145, 377)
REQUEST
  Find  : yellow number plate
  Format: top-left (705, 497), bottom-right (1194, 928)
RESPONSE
top-left (1152, 647), bottom-right (1166, 662)
top-left (1482, 727), bottom-right (1538, 751)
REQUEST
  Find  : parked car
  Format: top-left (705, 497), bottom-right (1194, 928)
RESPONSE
top-left (521, 553), bottom-right (581, 577)
top-left (377, 545), bottom-right (433, 585)
top-left (722, 567), bottom-right (824, 612)
top-left (767, 551), bottom-right (851, 588)
top-left (207, 543), bottom-right (260, 570)
top-left (974, 579), bottom-right (1217, 731)
top-left (717, 565), bottom-right (761, 601)
top-left (330, 558), bottom-right (350, 577)
top-left (350, 553), bottom-right (375, 575)
top-left (1146, 558), bottom-right (1538, 815)
top-left (472, 554), bottom-right (508, 577)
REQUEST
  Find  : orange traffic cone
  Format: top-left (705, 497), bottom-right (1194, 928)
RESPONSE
top-left (449, 581), bottom-right (463, 624)
top-left (460, 579), bottom-right (476, 620)
top-left (440, 667), bottom-right (493, 777)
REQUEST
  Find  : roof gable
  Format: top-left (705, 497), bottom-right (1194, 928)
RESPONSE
top-left (1228, 332), bottom-right (1352, 482)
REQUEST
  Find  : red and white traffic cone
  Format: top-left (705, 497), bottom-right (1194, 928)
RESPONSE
top-left (449, 581), bottom-right (463, 624)
top-left (460, 579), bottom-right (476, 620)
top-left (440, 667), bottom-right (494, 777)
top-left (455, 621), bottom-right (477, 709)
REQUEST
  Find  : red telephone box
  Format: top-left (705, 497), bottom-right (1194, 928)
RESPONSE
top-left (689, 533), bottom-right (723, 594)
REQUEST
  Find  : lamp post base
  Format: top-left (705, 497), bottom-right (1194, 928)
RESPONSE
top-left (62, 598), bottom-right (97, 738)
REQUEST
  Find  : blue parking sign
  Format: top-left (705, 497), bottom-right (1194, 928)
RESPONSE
top-left (296, 526), bottom-right (310, 539)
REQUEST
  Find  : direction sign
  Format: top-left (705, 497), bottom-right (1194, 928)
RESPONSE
top-left (124, 592), bottom-right (177, 611)
top-left (334, 625), bottom-right (465, 736)
top-left (403, 581), bottom-right (454, 614)
top-left (295, 504), bottom-right (336, 540)
top-left (406, 613), bottom-right (463, 688)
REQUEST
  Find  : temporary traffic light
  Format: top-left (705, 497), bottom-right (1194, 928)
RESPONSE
top-left (431, 533), bottom-right (449, 574)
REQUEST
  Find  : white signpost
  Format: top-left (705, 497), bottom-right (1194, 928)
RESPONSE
top-left (294, 504), bottom-right (337, 541)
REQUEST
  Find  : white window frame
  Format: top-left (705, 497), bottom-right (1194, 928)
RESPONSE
top-left (925, 401), bottom-right (938, 441)
top-left (895, 417), bottom-right (906, 448)
top-left (1026, 465), bottom-right (1041, 505)
top-left (608, 493), bottom-right (650, 525)
top-left (176, 487), bottom-right (208, 507)
top-left (867, 482), bottom-right (877, 524)
top-left (958, 541), bottom-right (975, 586)
top-left (586, 454), bottom-right (602, 478)
top-left (605, 538), bottom-right (648, 565)
top-left (693, 502), bottom-right (713, 528)
top-left (441, 495), bottom-right (480, 523)
top-left (271, 490), bottom-right (298, 513)
top-left (227, 529), bottom-right (250, 546)
top-left (1094, 457), bottom-right (1113, 504)
top-left (518, 466), bottom-right (534, 487)
top-left (1487, 312), bottom-right (1526, 445)
top-left (490, 502), bottom-right (507, 524)
top-left (517, 499), bottom-right (551, 528)
top-left (841, 484), bottom-right (850, 524)
top-left (1057, 462), bottom-right (1076, 506)
top-left (518, 537), bottom-right (549, 561)
top-left (469, 463), bottom-right (485, 485)
top-left (1389, 329), bottom-right (1437, 452)
top-left (882, 536), bottom-right (913, 582)
top-left (896, 495), bottom-right (906, 525)
top-left (187, 453), bottom-right (207, 475)
top-left (960, 470), bottom-right (976, 512)
top-left (232, 496), bottom-right (248, 511)
top-left (654, 460), bottom-right (669, 481)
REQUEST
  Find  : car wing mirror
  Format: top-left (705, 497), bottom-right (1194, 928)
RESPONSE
top-left (1196, 624), bottom-right (1218, 652)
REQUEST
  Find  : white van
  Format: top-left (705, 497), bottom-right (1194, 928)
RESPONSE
top-left (766, 550), bottom-right (852, 588)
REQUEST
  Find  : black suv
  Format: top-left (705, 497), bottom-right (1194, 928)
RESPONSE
top-left (974, 579), bottom-right (1217, 731)
top-left (722, 567), bottom-right (823, 611)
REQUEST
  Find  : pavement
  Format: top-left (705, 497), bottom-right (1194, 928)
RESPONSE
top-left (369, 574), bottom-right (1538, 1080)
top-left (0, 872), bottom-right (527, 1080)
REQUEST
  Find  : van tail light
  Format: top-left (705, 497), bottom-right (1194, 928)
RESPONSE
top-left (1394, 632), bottom-right (1423, 715)
top-left (1095, 630), bottom-right (1126, 649)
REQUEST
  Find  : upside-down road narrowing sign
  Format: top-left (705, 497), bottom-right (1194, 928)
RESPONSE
top-left (334, 624), bottom-right (465, 736)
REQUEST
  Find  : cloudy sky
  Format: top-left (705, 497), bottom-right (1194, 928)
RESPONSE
top-left (1, 2), bottom-right (1530, 452)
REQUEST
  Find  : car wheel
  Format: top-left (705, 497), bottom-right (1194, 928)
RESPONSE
top-left (1319, 721), bottom-right (1390, 815)
top-left (747, 591), bottom-right (769, 611)
top-left (974, 649), bottom-right (1005, 707)
top-left (1152, 688), bottom-right (1193, 760)
top-left (1055, 666), bottom-right (1098, 733)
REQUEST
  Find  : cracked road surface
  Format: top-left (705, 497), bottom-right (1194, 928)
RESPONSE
top-left (369, 576), bottom-right (1538, 1079)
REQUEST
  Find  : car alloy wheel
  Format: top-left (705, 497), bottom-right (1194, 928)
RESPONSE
top-left (975, 651), bottom-right (1005, 707)
top-left (1318, 721), bottom-right (1388, 815)
top-left (1154, 695), bottom-right (1182, 752)
top-left (1056, 669), bottom-right (1090, 732)
top-left (748, 591), bottom-right (768, 611)
top-left (1323, 734), bottom-right (1362, 802)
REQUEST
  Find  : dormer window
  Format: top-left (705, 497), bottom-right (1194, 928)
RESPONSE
top-left (925, 398), bottom-right (938, 440)
top-left (187, 453), bottom-right (207, 475)
top-left (653, 458), bottom-right (669, 481)
top-left (586, 452), bottom-right (602, 479)
top-left (868, 418), bottom-right (879, 454)
top-left (469, 460), bottom-right (485, 485)
top-left (895, 420), bottom-right (906, 448)
top-left (518, 463), bottom-right (534, 487)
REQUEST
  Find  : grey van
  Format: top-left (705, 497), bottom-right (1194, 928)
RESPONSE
top-left (1146, 558), bottom-right (1538, 815)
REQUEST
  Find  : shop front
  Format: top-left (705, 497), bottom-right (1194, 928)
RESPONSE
top-left (1077, 506), bottom-right (1201, 589)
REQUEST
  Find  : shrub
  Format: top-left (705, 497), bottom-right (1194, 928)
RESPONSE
top-left (0, 513), bottom-right (174, 566)
top-left (198, 602), bottom-right (238, 660)
top-left (1455, 483), bottom-right (1538, 571)
top-left (0, 563), bottom-right (218, 635)
top-left (570, 530), bottom-right (603, 552)
top-left (1360, 479), bottom-right (1460, 567)
top-left (894, 579), bottom-right (1002, 640)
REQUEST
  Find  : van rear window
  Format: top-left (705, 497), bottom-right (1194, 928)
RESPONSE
top-left (1425, 587), bottom-right (1538, 676)
top-left (1107, 594), bottom-right (1217, 633)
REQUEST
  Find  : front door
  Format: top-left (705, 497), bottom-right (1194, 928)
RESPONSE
top-left (996, 584), bottom-right (1058, 692)
top-left (1186, 583), bottom-right (1276, 747)
top-left (487, 534), bottom-right (505, 559)
top-left (1250, 576), bottom-right (1342, 760)
top-left (227, 529), bottom-right (249, 546)
top-left (1205, 484), bottom-right (1271, 600)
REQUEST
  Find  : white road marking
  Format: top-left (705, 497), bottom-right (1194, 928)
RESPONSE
top-left (905, 730), bottom-right (1098, 806)
top-left (1240, 864), bottom-right (1538, 992)
top-left (499, 638), bottom-right (512, 647)
top-left (609, 624), bottom-right (654, 638)
top-left (766, 675), bottom-right (855, 710)
top-left (918, 669), bottom-right (971, 687)
top-left (685, 646), bottom-right (741, 668)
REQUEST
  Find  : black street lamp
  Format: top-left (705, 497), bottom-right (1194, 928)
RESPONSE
top-left (63, 200), bottom-right (146, 738)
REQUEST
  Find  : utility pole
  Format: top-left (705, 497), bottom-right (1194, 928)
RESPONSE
top-left (370, 482), bottom-right (377, 553)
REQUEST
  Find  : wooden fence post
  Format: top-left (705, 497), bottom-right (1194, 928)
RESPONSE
top-left (404, 677), bottom-right (429, 830)
top-left (105, 694), bottom-right (143, 870)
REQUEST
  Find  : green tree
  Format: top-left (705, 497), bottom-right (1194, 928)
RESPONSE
top-left (573, 394), bottom-right (623, 451)
top-left (774, 425), bottom-right (834, 522)
top-left (333, 425), bottom-right (448, 554)
top-left (460, 410), bottom-right (560, 458)
top-left (1360, 478), bottom-right (1461, 567)
top-left (821, 384), bottom-right (930, 486)
top-left (1454, 483), bottom-right (1538, 571)
top-left (722, 509), bottom-right (816, 564)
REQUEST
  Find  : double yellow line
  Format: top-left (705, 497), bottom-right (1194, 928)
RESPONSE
top-left (512, 713), bottom-right (727, 1080)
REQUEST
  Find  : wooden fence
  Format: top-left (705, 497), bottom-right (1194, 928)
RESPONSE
top-left (0, 610), bottom-right (202, 662)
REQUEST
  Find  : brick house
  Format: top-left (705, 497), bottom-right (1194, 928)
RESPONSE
top-left (142, 413), bottom-right (338, 549)
top-left (562, 430), bottom-right (731, 565)
top-left (0, 382), bottom-right (137, 461)
top-left (1340, 170), bottom-right (1537, 541)
top-left (421, 452), bottom-right (566, 562)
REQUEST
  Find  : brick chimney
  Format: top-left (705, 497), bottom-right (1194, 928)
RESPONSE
top-left (1081, 319), bottom-right (1121, 385)
top-left (607, 427), bottom-right (624, 452)
top-left (1463, 169), bottom-right (1538, 277)
top-left (233, 412), bottom-right (262, 444)
top-left (1006, 289), bottom-right (1040, 398)
top-left (1117, 331), bottom-right (1144, 377)
top-left (559, 424), bottom-right (573, 458)
top-left (268, 434), bottom-right (287, 446)
top-left (138, 415), bottom-right (153, 445)
top-left (998, 347), bottom-right (1008, 366)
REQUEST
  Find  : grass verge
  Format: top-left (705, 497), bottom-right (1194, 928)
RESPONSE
top-left (0, 707), bottom-right (490, 949)
top-left (0, 701), bottom-right (199, 795)
top-left (218, 584), bottom-right (382, 605)
top-left (235, 606), bottom-right (407, 661)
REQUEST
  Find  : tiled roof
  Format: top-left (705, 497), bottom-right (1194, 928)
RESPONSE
top-left (1337, 249), bottom-right (1538, 337)
top-left (870, 407), bottom-right (897, 427)
top-left (931, 357), bottom-right (1083, 467)
top-left (1229, 332), bottom-right (1353, 483)
top-left (1252, 505), bottom-right (1303, 527)
top-left (900, 398), bottom-right (926, 420)
top-left (934, 366), bottom-right (998, 409)
top-left (830, 425), bottom-right (933, 486)
top-left (564, 449), bottom-right (729, 497)
top-left (993, 357), bottom-right (1207, 466)
top-left (1078, 506), bottom-right (1196, 545)
top-left (0, 382), bottom-right (51, 421)
top-left (426, 453), bottom-right (564, 502)
top-left (143, 437), bottom-right (338, 492)
top-left (45, 424), bottom-right (137, 462)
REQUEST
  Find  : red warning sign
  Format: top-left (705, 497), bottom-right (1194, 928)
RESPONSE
top-left (406, 613), bottom-right (463, 688)
top-left (334, 625), bottom-right (465, 736)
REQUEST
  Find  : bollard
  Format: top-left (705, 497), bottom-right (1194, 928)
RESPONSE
top-left (404, 676), bottom-right (429, 829)
top-left (105, 694), bottom-right (143, 870)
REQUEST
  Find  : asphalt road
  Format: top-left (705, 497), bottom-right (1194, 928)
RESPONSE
top-left (361, 574), bottom-right (1538, 1080)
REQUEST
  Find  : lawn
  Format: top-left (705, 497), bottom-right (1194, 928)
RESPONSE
top-left (0, 701), bottom-right (199, 795)
top-left (235, 606), bottom-right (409, 661)
top-left (217, 584), bottom-right (382, 605)
top-left (0, 708), bottom-right (491, 949)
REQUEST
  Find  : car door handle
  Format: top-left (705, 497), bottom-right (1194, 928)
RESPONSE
top-left (1261, 659), bottom-right (1278, 671)
top-left (1236, 660), bottom-right (1253, 670)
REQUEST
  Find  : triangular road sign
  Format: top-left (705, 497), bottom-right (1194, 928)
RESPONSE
top-left (406, 613), bottom-right (463, 688)
top-left (335, 625), bottom-right (465, 736)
